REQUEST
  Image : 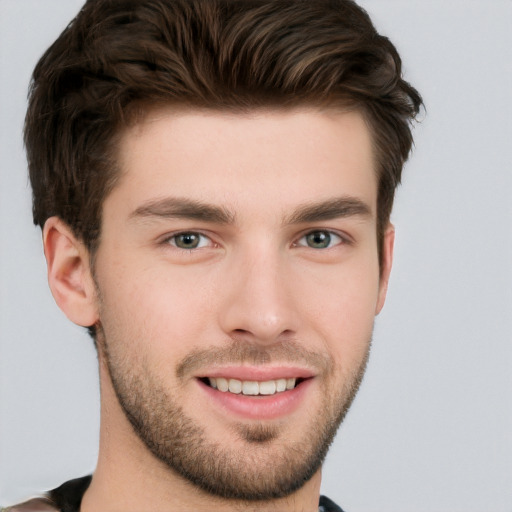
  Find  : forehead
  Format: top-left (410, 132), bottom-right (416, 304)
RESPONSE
top-left (109, 107), bottom-right (377, 219)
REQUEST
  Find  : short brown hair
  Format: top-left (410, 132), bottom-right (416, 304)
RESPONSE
top-left (25, 0), bottom-right (422, 259)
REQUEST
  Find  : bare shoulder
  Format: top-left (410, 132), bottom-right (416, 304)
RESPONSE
top-left (1, 497), bottom-right (58, 512)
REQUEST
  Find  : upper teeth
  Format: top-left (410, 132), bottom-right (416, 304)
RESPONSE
top-left (208, 377), bottom-right (297, 396)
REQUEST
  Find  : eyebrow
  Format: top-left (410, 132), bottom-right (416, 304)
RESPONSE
top-left (285, 196), bottom-right (372, 224)
top-left (129, 195), bottom-right (371, 226)
top-left (130, 197), bottom-right (235, 224)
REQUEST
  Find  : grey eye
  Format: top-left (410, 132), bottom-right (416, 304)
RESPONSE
top-left (306, 231), bottom-right (331, 248)
top-left (297, 231), bottom-right (342, 249)
top-left (172, 232), bottom-right (204, 249)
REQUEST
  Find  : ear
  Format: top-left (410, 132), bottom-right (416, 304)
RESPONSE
top-left (43, 217), bottom-right (99, 327)
top-left (375, 224), bottom-right (395, 315)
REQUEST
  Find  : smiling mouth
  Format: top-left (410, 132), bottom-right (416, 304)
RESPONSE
top-left (201, 377), bottom-right (306, 396)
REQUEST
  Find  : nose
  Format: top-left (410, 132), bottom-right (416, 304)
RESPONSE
top-left (218, 246), bottom-right (299, 345)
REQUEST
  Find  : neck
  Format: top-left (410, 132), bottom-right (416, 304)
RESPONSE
top-left (81, 359), bottom-right (322, 512)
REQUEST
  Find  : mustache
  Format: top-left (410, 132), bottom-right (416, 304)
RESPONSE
top-left (176, 339), bottom-right (333, 379)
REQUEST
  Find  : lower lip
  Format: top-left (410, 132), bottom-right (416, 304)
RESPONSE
top-left (197, 378), bottom-right (313, 420)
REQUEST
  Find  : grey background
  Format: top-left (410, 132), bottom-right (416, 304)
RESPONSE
top-left (1, 1), bottom-right (511, 510)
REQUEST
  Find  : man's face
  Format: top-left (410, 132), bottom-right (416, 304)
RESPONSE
top-left (91, 108), bottom-right (391, 499)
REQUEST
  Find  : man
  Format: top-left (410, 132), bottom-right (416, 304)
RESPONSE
top-left (6, 0), bottom-right (422, 510)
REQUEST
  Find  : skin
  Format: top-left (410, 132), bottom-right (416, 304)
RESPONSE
top-left (43, 108), bottom-right (394, 512)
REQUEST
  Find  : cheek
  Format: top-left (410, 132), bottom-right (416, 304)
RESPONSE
top-left (96, 262), bottom-right (218, 366)
top-left (295, 261), bottom-right (379, 357)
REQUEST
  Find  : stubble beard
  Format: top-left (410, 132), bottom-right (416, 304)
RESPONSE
top-left (97, 327), bottom-right (371, 501)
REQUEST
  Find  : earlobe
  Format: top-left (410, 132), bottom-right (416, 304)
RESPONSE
top-left (375, 224), bottom-right (395, 315)
top-left (43, 217), bottom-right (99, 327)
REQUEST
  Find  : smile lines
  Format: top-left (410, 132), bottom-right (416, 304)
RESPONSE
top-left (207, 377), bottom-right (297, 396)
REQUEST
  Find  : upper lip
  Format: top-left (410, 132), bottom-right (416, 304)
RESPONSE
top-left (197, 366), bottom-right (316, 381)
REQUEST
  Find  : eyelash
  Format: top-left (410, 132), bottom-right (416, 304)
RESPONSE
top-left (294, 230), bottom-right (348, 249)
top-left (165, 232), bottom-right (213, 250)
top-left (162, 229), bottom-right (350, 251)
